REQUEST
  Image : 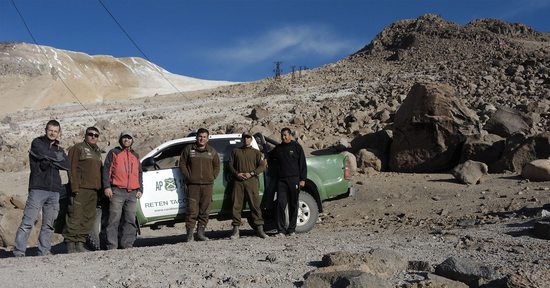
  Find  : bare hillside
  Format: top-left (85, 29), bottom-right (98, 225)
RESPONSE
top-left (0, 42), bottom-right (235, 115)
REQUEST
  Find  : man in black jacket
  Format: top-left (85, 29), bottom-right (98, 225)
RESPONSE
top-left (13, 120), bottom-right (70, 257)
top-left (269, 128), bottom-right (307, 236)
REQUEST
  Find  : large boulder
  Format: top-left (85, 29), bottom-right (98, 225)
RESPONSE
top-left (452, 160), bottom-right (488, 185)
top-left (350, 130), bottom-right (393, 155)
top-left (459, 134), bottom-right (505, 165)
top-left (389, 83), bottom-right (480, 172)
top-left (483, 106), bottom-right (532, 138)
top-left (321, 249), bottom-right (407, 278)
top-left (0, 207), bottom-right (40, 248)
top-left (304, 249), bottom-right (406, 287)
top-left (434, 257), bottom-right (498, 287)
top-left (521, 159), bottom-right (550, 182)
top-left (357, 149), bottom-right (383, 171)
top-left (303, 268), bottom-right (389, 288)
top-left (491, 132), bottom-right (550, 173)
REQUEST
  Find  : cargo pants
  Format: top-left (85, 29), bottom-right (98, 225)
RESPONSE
top-left (13, 189), bottom-right (60, 256)
top-left (185, 184), bottom-right (212, 229)
top-left (106, 187), bottom-right (138, 249)
top-left (63, 188), bottom-right (98, 243)
top-left (231, 177), bottom-right (264, 227)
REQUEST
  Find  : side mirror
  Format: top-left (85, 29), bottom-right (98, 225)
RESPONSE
top-left (142, 157), bottom-right (155, 169)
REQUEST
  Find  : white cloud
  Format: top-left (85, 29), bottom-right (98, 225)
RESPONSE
top-left (211, 24), bottom-right (361, 64)
top-left (497, 0), bottom-right (550, 20)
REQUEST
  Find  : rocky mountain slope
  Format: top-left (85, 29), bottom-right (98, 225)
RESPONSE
top-left (0, 14), bottom-right (548, 174)
top-left (0, 42), bottom-right (234, 115)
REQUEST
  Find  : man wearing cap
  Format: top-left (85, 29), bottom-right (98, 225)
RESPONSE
top-left (63, 126), bottom-right (103, 253)
top-left (102, 130), bottom-right (143, 249)
top-left (227, 132), bottom-right (268, 239)
top-left (179, 128), bottom-right (220, 242)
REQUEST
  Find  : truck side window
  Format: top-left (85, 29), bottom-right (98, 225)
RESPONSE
top-left (152, 144), bottom-right (185, 170)
top-left (209, 138), bottom-right (241, 162)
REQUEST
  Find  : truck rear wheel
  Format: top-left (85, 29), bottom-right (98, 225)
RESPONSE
top-left (295, 191), bottom-right (319, 233)
top-left (86, 207), bottom-right (103, 251)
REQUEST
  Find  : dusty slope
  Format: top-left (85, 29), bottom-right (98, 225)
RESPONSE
top-left (0, 42), bottom-right (235, 115)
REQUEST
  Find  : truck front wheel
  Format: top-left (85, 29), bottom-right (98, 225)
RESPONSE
top-left (295, 191), bottom-right (319, 233)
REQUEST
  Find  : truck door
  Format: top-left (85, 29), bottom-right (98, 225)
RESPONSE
top-left (140, 143), bottom-right (187, 221)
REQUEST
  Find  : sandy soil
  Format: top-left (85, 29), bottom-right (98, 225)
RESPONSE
top-left (0, 172), bottom-right (548, 288)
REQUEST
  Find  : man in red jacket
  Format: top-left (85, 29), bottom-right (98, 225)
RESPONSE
top-left (102, 130), bottom-right (143, 249)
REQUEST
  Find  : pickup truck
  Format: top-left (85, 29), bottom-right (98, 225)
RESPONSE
top-left (88, 133), bottom-right (352, 249)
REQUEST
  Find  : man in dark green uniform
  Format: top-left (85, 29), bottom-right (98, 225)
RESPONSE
top-left (63, 127), bottom-right (103, 253)
top-left (179, 128), bottom-right (220, 242)
top-left (228, 132), bottom-right (268, 239)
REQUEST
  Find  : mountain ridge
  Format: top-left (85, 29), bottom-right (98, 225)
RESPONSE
top-left (0, 42), bottom-right (235, 115)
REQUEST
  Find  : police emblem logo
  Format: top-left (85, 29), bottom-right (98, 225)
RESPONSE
top-left (164, 178), bottom-right (177, 191)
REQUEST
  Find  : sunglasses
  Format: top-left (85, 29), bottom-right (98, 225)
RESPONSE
top-left (86, 132), bottom-right (100, 138)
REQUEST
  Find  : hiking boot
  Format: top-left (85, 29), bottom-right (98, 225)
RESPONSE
top-left (38, 251), bottom-right (52, 256)
top-left (196, 225), bottom-right (209, 241)
top-left (186, 227), bottom-right (194, 242)
top-left (66, 241), bottom-right (76, 254)
top-left (230, 226), bottom-right (240, 240)
top-left (256, 225), bottom-right (268, 239)
top-left (76, 242), bottom-right (87, 252)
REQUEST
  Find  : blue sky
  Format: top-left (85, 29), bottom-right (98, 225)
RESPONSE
top-left (1, 0), bottom-right (549, 82)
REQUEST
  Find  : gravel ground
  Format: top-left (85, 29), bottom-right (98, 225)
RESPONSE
top-left (0, 173), bottom-right (548, 288)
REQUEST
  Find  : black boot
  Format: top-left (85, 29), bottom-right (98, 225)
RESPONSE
top-left (196, 225), bottom-right (209, 241)
top-left (66, 241), bottom-right (76, 254)
top-left (256, 225), bottom-right (268, 239)
top-left (230, 225), bottom-right (240, 240)
top-left (186, 227), bottom-right (194, 242)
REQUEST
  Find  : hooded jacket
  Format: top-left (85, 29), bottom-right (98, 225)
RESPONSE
top-left (102, 137), bottom-right (143, 192)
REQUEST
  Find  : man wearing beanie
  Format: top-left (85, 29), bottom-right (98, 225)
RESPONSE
top-left (103, 130), bottom-right (143, 249)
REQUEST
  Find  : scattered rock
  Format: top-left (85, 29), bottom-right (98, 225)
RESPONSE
top-left (408, 261), bottom-right (431, 272)
top-left (521, 159), bottom-right (550, 182)
top-left (10, 196), bottom-right (26, 209)
top-left (452, 160), bottom-right (488, 185)
top-left (356, 149), bottom-right (382, 171)
top-left (484, 106), bottom-right (531, 137)
top-left (249, 107), bottom-right (269, 120)
top-left (434, 256), bottom-right (498, 287)
top-left (303, 268), bottom-right (389, 288)
top-left (533, 221), bottom-right (550, 240)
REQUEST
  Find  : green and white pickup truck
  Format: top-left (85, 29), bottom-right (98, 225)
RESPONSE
top-left (138, 132), bottom-right (352, 230)
top-left (88, 133), bottom-right (352, 249)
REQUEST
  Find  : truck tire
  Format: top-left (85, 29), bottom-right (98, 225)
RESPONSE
top-left (295, 191), bottom-right (319, 233)
top-left (86, 207), bottom-right (103, 251)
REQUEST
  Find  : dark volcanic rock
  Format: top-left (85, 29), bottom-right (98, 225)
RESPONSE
top-left (389, 83), bottom-right (480, 173)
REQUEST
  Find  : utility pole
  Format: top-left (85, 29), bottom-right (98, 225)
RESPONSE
top-left (273, 61), bottom-right (282, 80)
top-left (291, 66), bottom-right (296, 81)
